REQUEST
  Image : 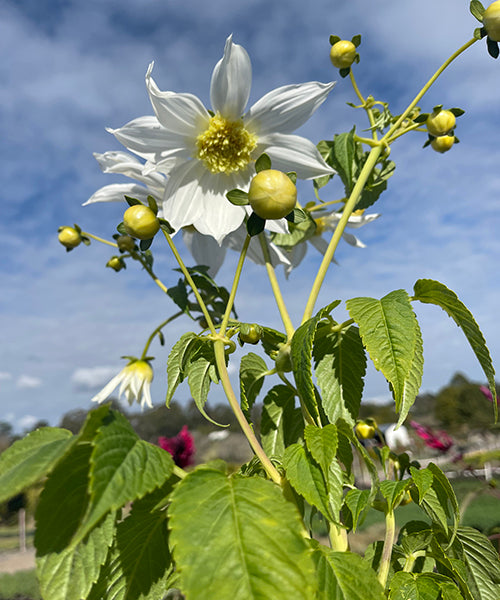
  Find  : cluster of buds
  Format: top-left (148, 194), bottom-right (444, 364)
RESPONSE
top-left (413, 106), bottom-right (464, 154)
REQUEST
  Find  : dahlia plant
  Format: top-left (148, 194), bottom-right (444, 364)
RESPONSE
top-left (1, 3), bottom-right (499, 599)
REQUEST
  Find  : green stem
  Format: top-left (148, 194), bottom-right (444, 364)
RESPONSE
top-left (302, 145), bottom-right (383, 323)
top-left (140, 311), bottom-right (184, 360)
top-left (213, 341), bottom-right (281, 485)
top-left (402, 551), bottom-right (425, 573)
top-left (349, 71), bottom-right (378, 141)
top-left (219, 234), bottom-right (251, 336)
top-left (162, 230), bottom-right (217, 335)
top-left (378, 509), bottom-right (396, 588)
top-left (328, 523), bottom-right (348, 552)
top-left (81, 231), bottom-right (118, 248)
top-left (308, 198), bottom-right (345, 212)
top-left (131, 250), bottom-right (170, 295)
top-left (258, 233), bottom-right (295, 339)
top-left (384, 37), bottom-right (477, 141)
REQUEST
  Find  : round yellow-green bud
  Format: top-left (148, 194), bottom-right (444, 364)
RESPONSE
top-left (116, 235), bottom-right (136, 253)
top-left (430, 135), bottom-right (455, 153)
top-left (123, 205), bottom-right (160, 240)
top-left (238, 324), bottom-right (262, 345)
top-left (483, 1), bottom-right (500, 41)
top-left (426, 110), bottom-right (456, 137)
top-left (248, 170), bottom-right (297, 220)
top-left (58, 226), bottom-right (81, 249)
top-left (329, 40), bottom-right (357, 69)
top-left (107, 256), bottom-right (125, 272)
top-left (354, 421), bottom-right (377, 440)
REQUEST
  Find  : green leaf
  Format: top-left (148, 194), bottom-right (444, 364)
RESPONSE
top-left (87, 484), bottom-right (173, 600)
top-left (283, 443), bottom-right (334, 520)
top-left (166, 332), bottom-right (198, 406)
top-left (0, 427), bottom-right (73, 503)
top-left (410, 466), bottom-right (434, 502)
top-left (37, 512), bottom-right (116, 600)
top-left (74, 410), bottom-right (174, 545)
top-left (457, 527), bottom-right (500, 599)
top-left (167, 278), bottom-right (190, 315)
top-left (346, 290), bottom-right (419, 415)
top-left (271, 211), bottom-right (317, 249)
top-left (186, 341), bottom-right (225, 426)
top-left (260, 385), bottom-right (303, 457)
top-left (388, 572), bottom-right (442, 600)
top-left (260, 325), bottom-right (287, 357)
top-left (291, 301), bottom-right (341, 420)
top-left (247, 212), bottom-right (266, 236)
top-left (343, 488), bottom-right (370, 532)
top-left (413, 279), bottom-right (497, 420)
top-left (313, 546), bottom-right (386, 599)
top-left (398, 320), bottom-right (424, 427)
top-left (169, 468), bottom-right (315, 599)
top-left (470, 0), bottom-right (486, 21)
top-left (240, 352), bottom-right (269, 420)
top-left (226, 188), bottom-right (249, 206)
top-left (329, 130), bottom-right (356, 195)
top-left (314, 325), bottom-right (366, 425)
top-left (380, 480), bottom-right (411, 512)
top-left (255, 153), bottom-right (272, 172)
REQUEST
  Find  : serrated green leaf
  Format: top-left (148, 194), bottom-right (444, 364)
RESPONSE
top-left (283, 443), bottom-right (334, 520)
top-left (73, 411), bottom-right (174, 545)
top-left (398, 520), bottom-right (434, 556)
top-left (291, 301), bottom-right (341, 421)
top-left (166, 332), bottom-right (198, 406)
top-left (186, 341), bottom-right (224, 426)
top-left (457, 527), bottom-right (500, 599)
top-left (87, 484), bottom-right (173, 600)
top-left (343, 488), bottom-right (370, 532)
top-left (388, 572), bottom-right (442, 600)
top-left (409, 466), bottom-right (434, 502)
top-left (346, 290), bottom-right (418, 415)
top-left (167, 278), bottom-right (190, 315)
top-left (329, 130), bottom-right (356, 194)
top-left (260, 385), bottom-right (303, 457)
top-left (255, 153), bottom-right (272, 172)
top-left (413, 279), bottom-right (497, 420)
top-left (380, 479), bottom-right (412, 512)
top-left (271, 211), bottom-right (317, 249)
top-left (0, 427), bottom-right (73, 503)
top-left (226, 188), bottom-right (249, 206)
top-left (313, 546), bottom-right (385, 600)
top-left (260, 325), bottom-right (287, 357)
top-left (398, 320), bottom-right (424, 427)
top-left (470, 0), bottom-right (485, 21)
top-left (169, 468), bottom-right (315, 599)
top-left (37, 511), bottom-right (116, 600)
top-left (240, 352), bottom-right (269, 420)
top-left (314, 325), bottom-right (366, 426)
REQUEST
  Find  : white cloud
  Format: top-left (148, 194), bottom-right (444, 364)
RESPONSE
top-left (17, 415), bottom-right (40, 431)
top-left (16, 375), bottom-right (43, 389)
top-left (71, 366), bottom-right (121, 391)
top-left (0, 372), bottom-right (12, 381)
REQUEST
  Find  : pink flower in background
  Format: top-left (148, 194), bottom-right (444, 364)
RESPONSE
top-left (479, 385), bottom-right (498, 403)
top-left (410, 421), bottom-right (453, 453)
top-left (158, 426), bottom-right (195, 468)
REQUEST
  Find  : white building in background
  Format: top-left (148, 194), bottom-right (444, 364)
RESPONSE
top-left (382, 423), bottom-right (411, 450)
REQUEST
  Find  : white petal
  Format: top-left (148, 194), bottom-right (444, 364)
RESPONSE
top-left (94, 151), bottom-right (165, 192)
top-left (192, 171), bottom-right (246, 242)
top-left (83, 183), bottom-right (152, 206)
top-left (141, 384), bottom-right (153, 409)
top-left (342, 232), bottom-right (366, 247)
top-left (146, 63), bottom-right (209, 136)
top-left (90, 372), bottom-right (123, 404)
top-left (161, 160), bottom-right (207, 231)
top-left (182, 228), bottom-right (227, 276)
top-left (285, 242), bottom-right (308, 275)
top-left (245, 81), bottom-right (336, 135)
top-left (210, 35), bottom-right (252, 119)
top-left (309, 236), bottom-right (339, 263)
top-left (346, 213), bottom-right (381, 228)
top-left (258, 133), bottom-right (335, 179)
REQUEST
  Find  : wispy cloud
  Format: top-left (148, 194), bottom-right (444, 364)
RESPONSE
top-left (17, 375), bottom-right (43, 389)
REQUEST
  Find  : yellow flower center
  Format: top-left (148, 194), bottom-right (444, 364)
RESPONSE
top-left (195, 112), bottom-right (257, 174)
top-left (314, 217), bottom-right (328, 235)
top-left (126, 360), bottom-right (153, 384)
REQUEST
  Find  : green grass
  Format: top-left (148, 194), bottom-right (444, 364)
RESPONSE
top-left (0, 570), bottom-right (40, 600)
top-left (0, 526), bottom-right (34, 553)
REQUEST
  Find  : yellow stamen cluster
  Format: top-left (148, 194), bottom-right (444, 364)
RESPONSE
top-left (196, 113), bottom-right (257, 174)
top-left (314, 216), bottom-right (328, 235)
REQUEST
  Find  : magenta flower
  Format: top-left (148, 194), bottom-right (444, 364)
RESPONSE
top-left (158, 426), bottom-right (195, 468)
top-left (410, 421), bottom-right (453, 453)
top-left (479, 385), bottom-right (498, 403)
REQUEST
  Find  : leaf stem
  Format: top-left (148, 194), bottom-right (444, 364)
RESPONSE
top-left (378, 509), bottom-right (395, 588)
top-left (81, 231), bottom-right (118, 248)
top-left (140, 311), bottom-right (184, 360)
top-left (258, 233), bottom-right (295, 339)
top-left (219, 234), bottom-right (251, 336)
top-left (328, 523), bottom-right (348, 552)
top-left (213, 340), bottom-right (282, 485)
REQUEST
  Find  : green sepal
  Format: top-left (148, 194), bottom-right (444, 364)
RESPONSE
top-left (246, 212), bottom-right (266, 236)
top-left (474, 26), bottom-right (487, 40)
top-left (271, 211), bottom-right (317, 249)
top-left (329, 35), bottom-right (341, 45)
top-left (285, 206), bottom-right (307, 223)
top-left (487, 37), bottom-right (500, 59)
top-left (413, 113), bottom-right (429, 123)
top-left (286, 171), bottom-right (297, 184)
top-left (351, 34), bottom-right (361, 47)
top-left (81, 236), bottom-right (91, 246)
top-left (116, 221), bottom-right (127, 234)
top-left (159, 218), bottom-right (175, 233)
top-left (470, 0), bottom-right (486, 21)
top-left (124, 195), bottom-right (142, 207)
top-left (226, 188), bottom-right (249, 206)
top-left (339, 67), bottom-right (351, 78)
top-left (449, 108), bottom-right (465, 117)
top-left (139, 238), bottom-right (153, 251)
top-left (255, 152), bottom-right (272, 172)
top-left (146, 194), bottom-right (159, 214)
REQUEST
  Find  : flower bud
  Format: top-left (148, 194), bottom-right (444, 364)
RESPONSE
top-left (354, 421), bottom-right (377, 439)
top-left (426, 110), bottom-right (456, 137)
top-left (430, 135), bottom-right (455, 153)
top-left (484, 1), bottom-right (500, 41)
top-left (58, 226), bottom-right (81, 250)
top-left (123, 204), bottom-right (160, 240)
top-left (238, 324), bottom-right (262, 345)
top-left (116, 235), bottom-right (136, 253)
top-left (248, 170), bottom-right (297, 220)
top-left (329, 40), bottom-right (357, 69)
top-left (106, 256), bottom-right (126, 272)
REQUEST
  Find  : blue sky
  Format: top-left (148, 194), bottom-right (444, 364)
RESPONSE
top-left (1, 0), bottom-right (499, 432)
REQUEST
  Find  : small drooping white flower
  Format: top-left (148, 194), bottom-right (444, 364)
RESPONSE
top-left (91, 359), bottom-right (154, 409)
top-left (107, 35), bottom-right (336, 243)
